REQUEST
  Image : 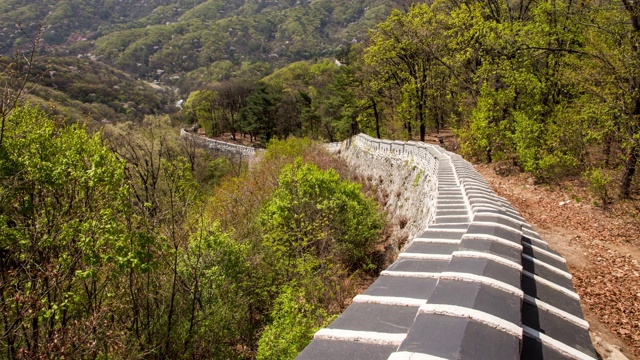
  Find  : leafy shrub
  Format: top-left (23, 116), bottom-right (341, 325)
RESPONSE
top-left (263, 137), bottom-right (314, 163)
top-left (207, 156), bottom-right (234, 185)
top-left (177, 221), bottom-right (253, 358)
top-left (413, 168), bottom-right (423, 187)
top-left (260, 159), bottom-right (383, 272)
top-left (535, 153), bottom-right (579, 183)
top-left (0, 106), bottom-right (140, 357)
top-left (585, 168), bottom-right (613, 209)
top-left (256, 285), bottom-right (329, 360)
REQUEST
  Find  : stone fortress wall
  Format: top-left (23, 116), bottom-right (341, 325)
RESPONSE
top-left (298, 134), bottom-right (598, 360)
top-left (334, 135), bottom-right (440, 252)
top-left (180, 128), bottom-right (257, 156)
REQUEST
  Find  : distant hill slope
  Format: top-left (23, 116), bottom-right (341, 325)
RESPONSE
top-left (0, 0), bottom-right (194, 54)
top-left (4, 55), bottom-right (177, 125)
top-left (1, 0), bottom-right (395, 82)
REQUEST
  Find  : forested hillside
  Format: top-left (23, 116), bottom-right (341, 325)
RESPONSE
top-left (0, 0), bottom-right (199, 54)
top-left (247, 0), bottom-right (639, 205)
top-left (1, 0), bottom-right (396, 81)
top-left (24, 56), bottom-right (176, 123)
top-left (1, 0), bottom-right (401, 131)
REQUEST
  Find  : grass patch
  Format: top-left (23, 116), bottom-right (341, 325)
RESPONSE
top-left (413, 169), bottom-right (423, 187)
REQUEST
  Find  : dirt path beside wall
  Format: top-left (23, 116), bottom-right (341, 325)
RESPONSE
top-left (476, 164), bottom-right (640, 360)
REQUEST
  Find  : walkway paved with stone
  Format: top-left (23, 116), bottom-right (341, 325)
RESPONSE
top-left (297, 135), bottom-right (597, 360)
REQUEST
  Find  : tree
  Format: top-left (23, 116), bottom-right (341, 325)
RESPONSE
top-left (211, 80), bottom-right (256, 140)
top-left (0, 106), bottom-right (143, 358)
top-left (184, 90), bottom-right (221, 136)
top-left (365, 3), bottom-right (455, 141)
top-left (350, 44), bottom-right (389, 139)
top-left (241, 81), bottom-right (283, 144)
top-left (256, 285), bottom-right (328, 360)
top-left (255, 156), bottom-right (384, 358)
top-left (0, 24), bottom-right (41, 146)
top-left (580, 0), bottom-right (640, 198)
top-left (260, 159), bottom-right (383, 271)
top-left (449, 0), bottom-right (587, 179)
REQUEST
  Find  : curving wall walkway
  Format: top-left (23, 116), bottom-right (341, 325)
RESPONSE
top-left (297, 134), bottom-right (597, 360)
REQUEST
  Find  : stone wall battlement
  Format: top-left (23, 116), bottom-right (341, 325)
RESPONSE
top-left (180, 129), bottom-right (257, 156)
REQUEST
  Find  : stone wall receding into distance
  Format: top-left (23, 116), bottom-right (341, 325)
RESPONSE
top-left (185, 131), bottom-right (598, 359)
top-left (180, 128), bottom-right (257, 156)
top-left (299, 134), bottom-right (598, 360)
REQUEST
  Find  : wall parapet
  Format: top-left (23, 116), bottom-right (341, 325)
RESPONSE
top-left (299, 134), bottom-right (597, 360)
top-left (180, 129), bottom-right (257, 156)
top-left (336, 134), bottom-right (439, 244)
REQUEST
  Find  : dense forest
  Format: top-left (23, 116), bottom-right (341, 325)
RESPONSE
top-left (1, 0), bottom-right (395, 81)
top-left (18, 56), bottom-right (175, 123)
top-left (2, 0), bottom-right (640, 357)
top-left (356, 0), bottom-right (640, 202)
top-left (0, 3), bottom-right (393, 356)
top-left (0, 106), bottom-right (385, 358)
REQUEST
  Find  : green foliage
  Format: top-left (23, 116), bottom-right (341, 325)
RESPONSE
top-left (513, 111), bottom-right (544, 174)
top-left (184, 59), bottom-right (366, 143)
top-left (365, 2), bottom-right (457, 141)
top-left (176, 221), bottom-right (253, 358)
top-left (1, 56), bottom-right (176, 124)
top-left (441, 0), bottom-right (609, 184)
top-left (585, 168), bottom-right (614, 209)
top-left (0, 0), bottom-right (392, 80)
top-left (256, 285), bottom-right (329, 360)
top-left (263, 137), bottom-right (314, 163)
top-left (0, 106), bottom-right (145, 357)
top-left (413, 168), bottom-right (423, 187)
top-left (0, 0), bottom-right (203, 54)
top-left (251, 146), bottom-right (382, 358)
top-left (185, 89), bottom-right (219, 135)
top-left (241, 81), bottom-right (284, 143)
top-left (201, 138), bottom-right (384, 357)
top-left (0, 109), bottom-right (262, 358)
top-left (12, 0), bottom-right (640, 355)
top-left (458, 84), bottom-right (516, 163)
top-left (207, 157), bottom-right (234, 185)
top-left (260, 159), bottom-right (383, 270)
top-left (264, 59), bottom-right (359, 141)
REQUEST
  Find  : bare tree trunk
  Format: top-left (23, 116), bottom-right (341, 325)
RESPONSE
top-left (418, 104), bottom-right (426, 142)
top-left (1, 260), bottom-right (16, 358)
top-left (230, 114), bottom-right (237, 141)
top-left (371, 98), bottom-right (381, 139)
top-left (620, 142), bottom-right (639, 199)
top-left (324, 123), bottom-right (335, 142)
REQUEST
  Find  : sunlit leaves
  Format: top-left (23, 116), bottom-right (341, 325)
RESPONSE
top-left (365, 2), bottom-right (458, 139)
top-left (260, 158), bottom-right (382, 270)
top-left (0, 106), bottom-right (145, 357)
